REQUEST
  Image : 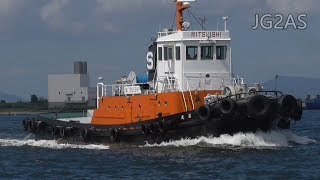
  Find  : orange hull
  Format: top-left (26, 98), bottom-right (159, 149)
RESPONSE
top-left (91, 90), bottom-right (222, 125)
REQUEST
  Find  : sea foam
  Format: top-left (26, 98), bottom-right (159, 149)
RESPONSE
top-left (143, 130), bottom-right (317, 148)
top-left (0, 138), bottom-right (110, 150)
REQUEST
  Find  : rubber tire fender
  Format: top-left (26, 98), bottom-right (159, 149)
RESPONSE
top-left (147, 124), bottom-right (156, 134)
top-left (51, 126), bottom-right (61, 138)
top-left (22, 119), bottom-right (28, 131)
top-left (110, 128), bottom-right (119, 143)
top-left (196, 105), bottom-right (212, 121)
top-left (219, 98), bottom-right (236, 115)
top-left (27, 120), bottom-right (37, 133)
top-left (156, 121), bottom-right (165, 133)
top-left (36, 121), bottom-right (46, 133)
top-left (278, 95), bottom-right (297, 116)
top-left (140, 125), bottom-right (149, 136)
top-left (59, 126), bottom-right (67, 138)
top-left (80, 128), bottom-right (90, 142)
top-left (247, 95), bottom-right (271, 118)
top-left (293, 99), bottom-right (303, 121)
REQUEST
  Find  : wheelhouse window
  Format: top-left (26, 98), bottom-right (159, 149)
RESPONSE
top-left (168, 47), bottom-right (173, 60)
top-left (158, 47), bottom-right (162, 61)
top-left (186, 46), bottom-right (198, 60)
top-left (201, 46), bottom-right (213, 60)
top-left (216, 46), bottom-right (227, 60)
top-left (175, 46), bottom-right (180, 60)
top-left (164, 47), bottom-right (173, 60)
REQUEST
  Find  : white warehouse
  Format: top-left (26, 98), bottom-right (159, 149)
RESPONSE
top-left (48, 61), bottom-right (96, 108)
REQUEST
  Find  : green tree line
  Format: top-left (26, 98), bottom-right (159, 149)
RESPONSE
top-left (0, 94), bottom-right (48, 111)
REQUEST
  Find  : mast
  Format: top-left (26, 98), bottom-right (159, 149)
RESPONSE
top-left (176, 0), bottom-right (193, 31)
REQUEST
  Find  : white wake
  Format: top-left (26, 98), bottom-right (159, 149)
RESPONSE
top-left (143, 130), bottom-right (317, 148)
top-left (0, 138), bottom-right (110, 150)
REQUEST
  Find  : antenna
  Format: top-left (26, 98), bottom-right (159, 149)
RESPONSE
top-left (222, 16), bottom-right (228, 31)
top-left (197, 16), bottom-right (206, 30)
top-left (216, 18), bottom-right (219, 31)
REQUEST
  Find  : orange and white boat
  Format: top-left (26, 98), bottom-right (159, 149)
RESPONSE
top-left (23, 0), bottom-right (303, 144)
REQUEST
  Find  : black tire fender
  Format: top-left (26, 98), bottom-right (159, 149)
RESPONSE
top-left (140, 124), bottom-right (149, 136)
top-left (36, 121), bottom-right (46, 133)
top-left (247, 95), bottom-right (271, 118)
top-left (156, 121), bottom-right (165, 133)
top-left (278, 95), bottom-right (297, 116)
top-left (22, 119), bottom-right (28, 131)
top-left (219, 98), bottom-right (236, 115)
top-left (196, 105), bottom-right (212, 121)
top-left (80, 128), bottom-right (90, 142)
top-left (51, 126), bottom-right (60, 137)
top-left (110, 128), bottom-right (119, 143)
top-left (147, 124), bottom-right (155, 134)
top-left (59, 126), bottom-right (66, 138)
top-left (293, 99), bottom-right (303, 121)
top-left (27, 120), bottom-right (37, 133)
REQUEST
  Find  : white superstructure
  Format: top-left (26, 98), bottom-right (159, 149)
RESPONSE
top-left (155, 30), bottom-right (232, 93)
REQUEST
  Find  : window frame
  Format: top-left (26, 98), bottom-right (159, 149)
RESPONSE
top-left (200, 45), bottom-right (214, 60)
top-left (168, 47), bottom-right (173, 60)
top-left (216, 45), bottom-right (228, 60)
top-left (186, 46), bottom-right (198, 60)
top-left (164, 47), bottom-right (168, 60)
top-left (163, 46), bottom-right (173, 61)
top-left (158, 47), bottom-right (162, 61)
top-left (175, 46), bottom-right (181, 60)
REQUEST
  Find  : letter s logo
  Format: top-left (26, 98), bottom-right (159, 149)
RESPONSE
top-left (146, 51), bottom-right (154, 70)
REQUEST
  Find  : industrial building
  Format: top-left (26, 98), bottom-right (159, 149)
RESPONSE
top-left (48, 61), bottom-right (96, 108)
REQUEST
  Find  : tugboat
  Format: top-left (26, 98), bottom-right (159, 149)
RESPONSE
top-left (23, 0), bottom-right (303, 144)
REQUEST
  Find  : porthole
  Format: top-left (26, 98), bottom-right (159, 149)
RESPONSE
top-left (164, 101), bottom-right (168, 107)
top-left (158, 101), bottom-right (161, 106)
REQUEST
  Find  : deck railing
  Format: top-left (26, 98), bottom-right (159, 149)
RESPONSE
top-left (158, 31), bottom-right (177, 38)
top-left (96, 81), bottom-right (181, 108)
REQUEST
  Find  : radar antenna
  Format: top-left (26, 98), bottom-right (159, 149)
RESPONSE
top-left (222, 16), bottom-right (229, 31)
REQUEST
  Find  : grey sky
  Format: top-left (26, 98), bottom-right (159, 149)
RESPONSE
top-left (0, 0), bottom-right (319, 99)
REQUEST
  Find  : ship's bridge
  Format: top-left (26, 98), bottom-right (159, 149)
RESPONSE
top-left (154, 30), bottom-right (232, 93)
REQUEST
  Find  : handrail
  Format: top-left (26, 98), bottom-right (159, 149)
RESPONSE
top-left (98, 79), bottom-right (182, 96)
top-left (35, 109), bottom-right (87, 120)
top-left (158, 31), bottom-right (177, 37)
top-left (175, 79), bottom-right (188, 111)
top-left (186, 80), bottom-right (195, 110)
top-left (207, 90), bottom-right (284, 106)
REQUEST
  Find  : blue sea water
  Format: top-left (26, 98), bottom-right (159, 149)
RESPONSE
top-left (0, 111), bottom-right (319, 179)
